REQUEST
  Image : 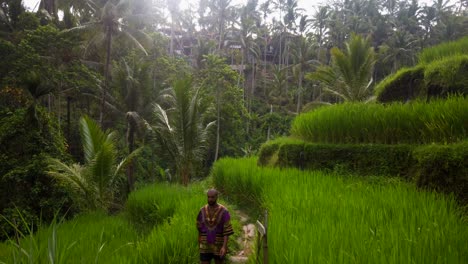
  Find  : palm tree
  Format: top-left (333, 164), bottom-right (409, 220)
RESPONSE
top-left (113, 55), bottom-right (151, 191)
top-left (66, 0), bottom-right (148, 126)
top-left (150, 77), bottom-right (215, 185)
top-left (21, 71), bottom-right (54, 129)
top-left (312, 6), bottom-right (329, 62)
top-left (291, 36), bottom-right (317, 112)
top-left (167, 0), bottom-right (181, 56)
top-left (125, 111), bottom-right (148, 192)
top-left (259, 1), bottom-right (272, 95)
top-left (48, 115), bottom-right (136, 210)
top-left (236, 0), bottom-right (259, 102)
top-left (267, 64), bottom-right (289, 103)
top-left (307, 34), bottom-right (375, 102)
top-left (381, 30), bottom-right (418, 73)
top-left (203, 0), bottom-right (234, 51)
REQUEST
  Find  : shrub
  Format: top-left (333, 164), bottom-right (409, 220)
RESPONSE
top-left (259, 138), bottom-right (468, 204)
top-left (276, 140), bottom-right (306, 169)
top-left (257, 137), bottom-right (303, 166)
top-left (260, 139), bottom-right (415, 177)
top-left (375, 37), bottom-right (468, 102)
top-left (0, 107), bottom-right (73, 241)
top-left (375, 66), bottom-right (425, 102)
top-left (424, 55), bottom-right (468, 97)
top-left (413, 141), bottom-right (468, 203)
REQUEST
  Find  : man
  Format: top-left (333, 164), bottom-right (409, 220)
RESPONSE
top-left (197, 189), bottom-right (234, 264)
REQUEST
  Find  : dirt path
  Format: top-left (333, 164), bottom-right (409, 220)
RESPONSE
top-left (229, 210), bottom-right (256, 263)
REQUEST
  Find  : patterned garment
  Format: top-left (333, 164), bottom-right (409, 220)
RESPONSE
top-left (197, 204), bottom-right (234, 255)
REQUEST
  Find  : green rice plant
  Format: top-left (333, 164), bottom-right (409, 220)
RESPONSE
top-left (374, 66), bottom-right (425, 102)
top-left (212, 157), bottom-right (270, 211)
top-left (135, 183), bottom-right (241, 263)
top-left (0, 212), bottom-right (139, 264)
top-left (257, 137), bottom-right (305, 166)
top-left (418, 37), bottom-right (468, 65)
top-left (212, 158), bottom-right (468, 264)
top-left (135, 191), bottom-right (205, 264)
top-left (424, 55), bottom-right (468, 96)
top-left (290, 96), bottom-right (468, 144)
top-left (0, 183), bottom-right (241, 264)
top-left (125, 183), bottom-right (193, 232)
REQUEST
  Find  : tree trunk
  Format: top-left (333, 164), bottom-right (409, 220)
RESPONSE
top-left (126, 118), bottom-right (135, 193)
top-left (285, 40), bottom-right (289, 94)
top-left (100, 27), bottom-right (112, 127)
top-left (296, 71), bottom-right (303, 113)
top-left (218, 18), bottom-right (224, 51)
top-left (263, 36), bottom-right (267, 97)
top-left (180, 166), bottom-right (190, 186)
top-left (214, 86), bottom-right (220, 162)
top-left (279, 30), bottom-right (283, 68)
top-left (267, 104), bottom-right (272, 140)
top-left (170, 13), bottom-right (175, 56)
top-left (66, 96), bottom-right (71, 140)
top-left (238, 49), bottom-right (244, 94)
top-left (39, 0), bottom-right (56, 17)
top-left (250, 59), bottom-right (256, 113)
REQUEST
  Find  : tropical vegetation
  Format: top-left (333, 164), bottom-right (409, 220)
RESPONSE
top-left (1, 0), bottom-right (467, 262)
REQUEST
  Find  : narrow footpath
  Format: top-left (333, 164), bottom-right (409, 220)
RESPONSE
top-left (229, 210), bottom-right (256, 263)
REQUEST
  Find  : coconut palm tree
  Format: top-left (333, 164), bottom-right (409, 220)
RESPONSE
top-left (48, 115), bottom-right (137, 210)
top-left (291, 36), bottom-right (317, 112)
top-left (113, 55), bottom-right (151, 191)
top-left (311, 5), bottom-right (329, 61)
top-left (66, 0), bottom-right (148, 126)
top-left (167, 0), bottom-right (181, 56)
top-left (307, 34), bottom-right (375, 102)
top-left (150, 77), bottom-right (215, 185)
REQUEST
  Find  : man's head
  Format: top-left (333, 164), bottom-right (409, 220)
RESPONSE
top-left (207, 189), bottom-right (218, 206)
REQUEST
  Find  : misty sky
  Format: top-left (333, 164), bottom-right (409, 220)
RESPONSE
top-left (22, 0), bottom-right (344, 16)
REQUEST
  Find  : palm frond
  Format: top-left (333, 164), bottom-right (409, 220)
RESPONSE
top-left (80, 116), bottom-right (104, 163)
top-left (114, 147), bottom-right (143, 181)
top-left (120, 29), bottom-right (148, 56)
top-left (48, 159), bottom-right (88, 193)
top-left (153, 103), bottom-right (173, 132)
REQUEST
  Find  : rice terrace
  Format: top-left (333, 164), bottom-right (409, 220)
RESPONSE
top-left (0, 0), bottom-right (467, 263)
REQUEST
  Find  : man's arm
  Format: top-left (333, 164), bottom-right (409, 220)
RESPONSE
top-left (197, 210), bottom-right (202, 244)
top-left (220, 236), bottom-right (228, 256)
top-left (220, 209), bottom-right (234, 257)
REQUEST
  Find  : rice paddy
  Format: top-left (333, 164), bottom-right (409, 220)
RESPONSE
top-left (212, 157), bottom-right (468, 264)
top-left (1, 159), bottom-right (466, 263)
top-left (290, 96), bottom-right (468, 144)
top-left (0, 183), bottom-right (240, 264)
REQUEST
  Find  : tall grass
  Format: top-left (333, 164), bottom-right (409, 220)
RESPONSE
top-left (0, 182), bottom-right (240, 264)
top-left (134, 183), bottom-right (240, 263)
top-left (212, 158), bottom-right (468, 263)
top-left (0, 212), bottom-right (139, 264)
top-left (291, 96), bottom-right (468, 144)
top-left (424, 54), bottom-right (468, 92)
top-left (418, 37), bottom-right (468, 64)
top-left (136, 190), bottom-right (206, 264)
top-left (125, 183), bottom-right (194, 231)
